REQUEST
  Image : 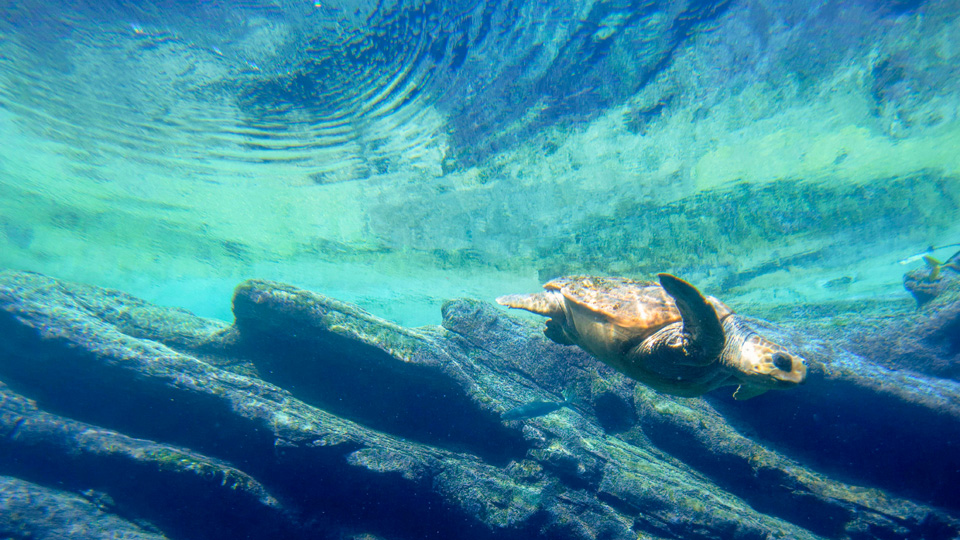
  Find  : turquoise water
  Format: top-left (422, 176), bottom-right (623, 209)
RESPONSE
top-left (2, 0), bottom-right (960, 326)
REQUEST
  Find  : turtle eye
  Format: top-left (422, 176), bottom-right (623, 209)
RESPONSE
top-left (772, 353), bottom-right (793, 372)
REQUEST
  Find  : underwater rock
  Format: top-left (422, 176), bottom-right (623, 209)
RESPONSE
top-left (0, 272), bottom-right (539, 540)
top-left (443, 300), bottom-right (960, 537)
top-left (0, 269), bottom-right (958, 540)
top-left (0, 475), bottom-right (169, 540)
top-left (903, 249), bottom-right (960, 306)
top-left (712, 315), bottom-right (960, 510)
top-left (850, 254), bottom-right (960, 380)
top-left (0, 380), bottom-right (290, 540)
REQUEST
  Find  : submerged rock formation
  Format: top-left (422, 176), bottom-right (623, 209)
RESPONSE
top-left (1, 269), bottom-right (958, 539)
top-left (845, 251), bottom-right (960, 380)
top-left (904, 249), bottom-right (960, 306)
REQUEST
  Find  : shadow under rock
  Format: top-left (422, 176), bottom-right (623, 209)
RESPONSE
top-left (231, 282), bottom-right (530, 467)
top-left (238, 327), bottom-right (528, 466)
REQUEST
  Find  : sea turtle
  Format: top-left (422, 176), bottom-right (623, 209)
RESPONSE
top-left (497, 274), bottom-right (807, 400)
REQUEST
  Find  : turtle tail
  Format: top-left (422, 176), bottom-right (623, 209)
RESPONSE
top-left (496, 292), bottom-right (564, 317)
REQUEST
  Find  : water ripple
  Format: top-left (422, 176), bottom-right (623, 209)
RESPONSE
top-left (1, 0), bottom-right (731, 182)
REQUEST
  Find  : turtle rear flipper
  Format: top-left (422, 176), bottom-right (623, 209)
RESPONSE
top-left (496, 292), bottom-right (564, 317)
top-left (657, 273), bottom-right (725, 366)
top-left (497, 292), bottom-right (573, 345)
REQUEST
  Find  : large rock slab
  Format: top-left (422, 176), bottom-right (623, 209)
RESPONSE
top-left (1, 269), bottom-right (958, 539)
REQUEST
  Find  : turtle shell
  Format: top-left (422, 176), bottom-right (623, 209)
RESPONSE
top-left (546, 276), bottom-right (732, 343)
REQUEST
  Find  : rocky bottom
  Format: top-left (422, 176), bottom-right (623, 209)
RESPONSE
top-left (1, 269), bottom-right (958, 540)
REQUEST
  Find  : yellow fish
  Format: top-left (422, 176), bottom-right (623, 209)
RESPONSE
top-left (923, 255), bottom-right (960, 282)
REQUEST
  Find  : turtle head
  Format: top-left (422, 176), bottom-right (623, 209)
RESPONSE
top-left (722, 317), bottom-right (807, 397)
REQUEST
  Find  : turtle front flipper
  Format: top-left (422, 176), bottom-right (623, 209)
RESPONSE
top-left (657, 273), bottom-right (725, 366)
top-left (733, 384), bottom-right (769, 400)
